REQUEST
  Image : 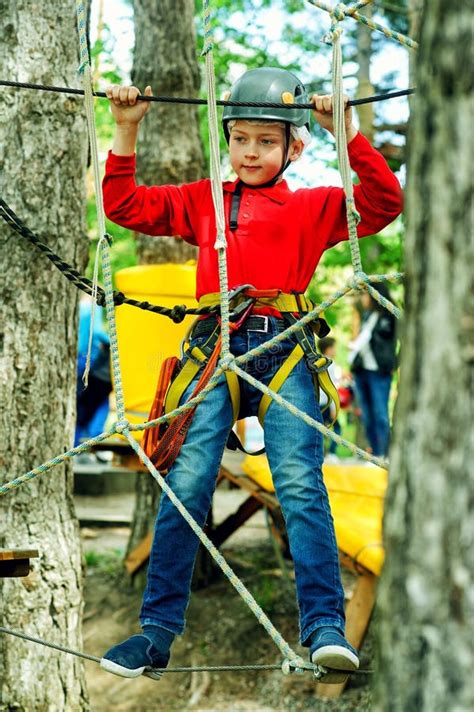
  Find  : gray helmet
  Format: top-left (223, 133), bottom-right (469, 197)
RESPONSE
top-left (222, 67), bottom-right (310, 142)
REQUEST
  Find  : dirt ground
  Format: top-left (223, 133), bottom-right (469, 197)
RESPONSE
top-left (81, 521), bottom-right (374, 712)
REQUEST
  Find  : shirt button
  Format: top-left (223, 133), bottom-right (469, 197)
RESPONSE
top-left (243, 213), bottom-right (250, 218)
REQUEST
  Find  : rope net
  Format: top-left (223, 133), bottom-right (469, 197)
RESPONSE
top-left (1, 0), bottom-right (413, 675)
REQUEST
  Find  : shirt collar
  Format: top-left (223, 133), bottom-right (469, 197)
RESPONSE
top-left (223, 177), bottom-right (291, 204)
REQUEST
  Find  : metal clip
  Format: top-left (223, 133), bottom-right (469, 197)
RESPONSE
top-left (228, 284), bottom-right (256, 322)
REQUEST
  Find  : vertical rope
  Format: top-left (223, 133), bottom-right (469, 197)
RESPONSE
top-left (201, 1), bottom-right (232, 358)
top-left (329, 13), bottom-right (364, 274)
top-left (82, 236), bottom-right (103, 386)
top-left (75, 0), bottom-right (126, 420)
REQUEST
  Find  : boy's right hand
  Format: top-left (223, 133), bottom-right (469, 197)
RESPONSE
top-left (106, 85), bottom-right (153, 125)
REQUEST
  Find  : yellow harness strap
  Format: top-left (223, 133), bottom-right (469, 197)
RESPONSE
top-left (311, 357), bottom-right (340, 423)
top-left (164, 342), bottom-right (240, 422)
top-left (257, 345), bottom-right (340, 426)
top-left (258, 344), bottom-right (304, 425)
top-left (164, 345), bottom-right (207, 415)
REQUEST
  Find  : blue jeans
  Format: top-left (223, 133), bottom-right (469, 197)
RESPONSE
top-left (140, 317), bottom-right (346, 645)
top-left (353, 368), bottom-right (392, 456)
top-left (323, 413), bottom-right (342, 455)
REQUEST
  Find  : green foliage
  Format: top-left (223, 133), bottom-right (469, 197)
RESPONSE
top-left (84, 548), bottom-right (124, 575)
top-left (306, 217), bottom-right (404, 349)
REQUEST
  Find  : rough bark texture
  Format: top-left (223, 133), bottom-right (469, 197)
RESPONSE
top-left (374, 2), bottom-right (474, 710)
top-left (0, 1), bottom-right (89, 709)
top-left (126, 0), bottom-right (205, 559)
top-left (356, 5), bottom-right (375, 143)
top-left (132, 0), bottom-right (203, 265)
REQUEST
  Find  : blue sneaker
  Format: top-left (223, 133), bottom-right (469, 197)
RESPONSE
top-left (100, 634), bottom-right (170, 680)
top-left (310, 627), bottom-right (359, 684)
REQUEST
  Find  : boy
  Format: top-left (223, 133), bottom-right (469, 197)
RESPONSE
top-left (101, 67), bottom-right (403, 682)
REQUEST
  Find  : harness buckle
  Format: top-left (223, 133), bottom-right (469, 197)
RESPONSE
top-left (306, 355), bottom-right (332, 374)
top-left (247, 315), bottom-right (269, 333)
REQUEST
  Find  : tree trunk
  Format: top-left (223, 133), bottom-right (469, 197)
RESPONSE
top-left (374, 3), bottom-right (473, 710)
top-left (132, 0), bottom-right (204, 265)
top-left (126, 0), bottom-right (205, 559)
top-left (0, 2), bottom-right (89, 709)
top-left (355, 4), bottom-right (375, 143)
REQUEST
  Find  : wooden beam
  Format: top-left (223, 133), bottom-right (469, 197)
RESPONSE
top-left (125, 532), bottom-right (153, 575)
top-left (316, 572), bottom-right (377, 699)
top-left (209, 496), bottom-right (263, 548)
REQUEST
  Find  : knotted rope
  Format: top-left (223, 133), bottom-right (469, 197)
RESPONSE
top-left (201, 0), bottom-right (232, 359)
top-left (308, 0), bottom-right (418, 49)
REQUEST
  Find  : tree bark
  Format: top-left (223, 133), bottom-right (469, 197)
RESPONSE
top-left (132, 0), bottom-right (204, 265)
top-left (355, 4), bottom-right (375, 143)
top-left (126, 0), bottom-right (205, 559)
top-left (374, 2), bottom-right (474, 710)
top-left (0, 1), bottom-right (89, 709)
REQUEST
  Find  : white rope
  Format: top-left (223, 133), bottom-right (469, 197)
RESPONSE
top-left (202, 15), bottom-right (232, 357)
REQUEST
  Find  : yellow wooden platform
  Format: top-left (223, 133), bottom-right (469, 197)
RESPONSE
top-left (241, 455), bottom-right (386, 577)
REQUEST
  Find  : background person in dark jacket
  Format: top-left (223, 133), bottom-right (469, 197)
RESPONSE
top-left (348, 283), bottom-right (397, 457)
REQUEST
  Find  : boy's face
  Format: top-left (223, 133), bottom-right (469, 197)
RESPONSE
top-left (228, 120), bottom-right (302, 186)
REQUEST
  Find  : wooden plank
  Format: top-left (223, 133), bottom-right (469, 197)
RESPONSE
top-left (0, 549), bottom-right (39, 561)
top-left (218, 466), bottom-right (280, 510)
top-left (315, 572), bottom-right (377, 699)
top-left (125, 531), bottom-right (153, 575)
top-left (124, 464), bottom-right (276, 577)
top-left (209, 496), bottom-right (263, 548)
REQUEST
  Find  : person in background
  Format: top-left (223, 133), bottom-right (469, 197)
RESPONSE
top-left (348, 283), bottom-right (397, 457)
top-left (75, 297), bottom-right (112, 447)
top-left (318, 336), bottom-right (342, 462)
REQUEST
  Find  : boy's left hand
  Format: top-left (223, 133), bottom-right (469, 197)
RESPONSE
top-left (311, 94), bottom-right (358, 143)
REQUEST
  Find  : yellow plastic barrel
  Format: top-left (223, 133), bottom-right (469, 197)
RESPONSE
top-left (114, 262), bottom-right (198, 440)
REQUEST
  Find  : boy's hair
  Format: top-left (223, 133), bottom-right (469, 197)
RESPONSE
top-left (318, 336), bottom-right (336, 354)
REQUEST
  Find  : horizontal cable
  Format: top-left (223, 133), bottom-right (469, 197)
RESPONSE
top-left (0, 627), bottom-right (372, 675)
top-left (0, 79), bottom-right (415, 108)
top-left (0, 198), bottom-right (219, 323)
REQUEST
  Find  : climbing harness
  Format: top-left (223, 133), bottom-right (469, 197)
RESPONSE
top-left (143, 286), bottom-right (340, 472)
top-left (143, 285), bottom-right (254, 470)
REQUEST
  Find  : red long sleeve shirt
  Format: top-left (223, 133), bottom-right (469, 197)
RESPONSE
top-left (103, 132), bottom-right (403, 300)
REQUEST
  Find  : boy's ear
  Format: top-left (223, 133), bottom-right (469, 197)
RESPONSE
top-left (288, 139), bottom-right (304, 162)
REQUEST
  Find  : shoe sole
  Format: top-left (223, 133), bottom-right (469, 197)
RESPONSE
top-left (100, 657), bottom-right (164, 680)
top-left (100, 657), bottom-right (145, 678)
top-left (311, 645), bottom-right (359, 685)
